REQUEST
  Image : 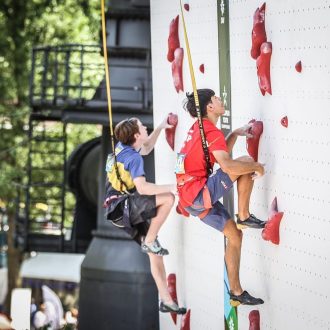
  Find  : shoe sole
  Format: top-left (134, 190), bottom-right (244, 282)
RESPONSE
top-left (230, 299), bottom-right (264, 306)
top-left (230, 299), bottom-right (241, 307)
top-left (159, 306), bottom-right (186, 314)
top-left (141, 248), bottom-right (169, 256)
top-left (159, 307), bottom-right (171, 313)
top-left (236, 224), bottom-right (265, 230)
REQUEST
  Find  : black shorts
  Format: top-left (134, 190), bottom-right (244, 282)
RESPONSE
top-left (128, 193), bottom-right (157, 225)
top-left (128, 193), bottom-right (157, 244)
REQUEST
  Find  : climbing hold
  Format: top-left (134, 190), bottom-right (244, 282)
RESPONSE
top-left (184, 3), bottom-right (190, 11)
top-left (180, 309), bottom-right (191, 330)
top-left (250, 3), bottom-right (267, 59)
top-left (280, 116), bottom-right (288, 128)
top-left (165, 113), bottom-right (178, 150)
top-left (262, 212), bottom-right (284, 245)
top-left (256, 42), bottom-right (272, 95)
top-left (167, 16), bottom-right (180, 62)
top-left (171, 48), bottom-right (184, 93)
top-left (270, 196), bottom-right (279, 216)
top-left (167, 273), bottom-right (178, 324)
top-left (262, 197), bottom-right (284, 245)
top-left (246, 119), bottom-right (263, 162)
top-left (249, 310), bottom-right (260, 330)
top-left (199, 64), bottom-right (205, 73)
top-left (295, 60), bottom-right (302, 73)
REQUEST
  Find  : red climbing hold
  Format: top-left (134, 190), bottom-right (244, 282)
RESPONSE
top-left (262, 212), bottom-right (284, 245)
top-left (171, 48), bottom-right (184, 93)
top-left (250, 3), bottom-right (267, 60)
top-left (256, 42), bottom-right (272, 95)
top-left (167, 16), bottom-right (180, 62)
top-left (184, 3), bottom-right (190, 11)
top-left (165, 113), bottom-right (178, 150)
top-left (180, 309), bottom-right (191, 330)
top-left (246, 119), bottom-right (263, 162)
top-left (295, 61), bottom-right (302, 73)
top-left (280, 116), bottom-right (288, 128)
top-left (270, 196), bottom-right (279, 216)
top-left (199, 64), bottom-right (205, 73)
top-left (262, 197), bottom-right (284, 245)
top-left (249, 310), bottom-right (260, 330)
top-left (167, 273), bottom-right (178, 324)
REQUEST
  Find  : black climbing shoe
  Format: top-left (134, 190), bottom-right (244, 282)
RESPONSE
top-left (159, 301), bottom-right (187, 314)
top-left (236, 214), bottom-right (266, 229)
top-left (229, 290), bottom-right (264, 306)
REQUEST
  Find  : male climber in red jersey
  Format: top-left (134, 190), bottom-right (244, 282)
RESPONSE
top-left (176, 89), bottom-right (266, 305)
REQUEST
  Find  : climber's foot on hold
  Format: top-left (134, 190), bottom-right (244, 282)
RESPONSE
top-left (229, 291), bottom-right (264, 306)
top-left (159, 301), bottom-right (187, 314)
top-left (236, 214), bottom-right (266, 229)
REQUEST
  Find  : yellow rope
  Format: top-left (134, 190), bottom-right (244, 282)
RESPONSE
top-left (179, 0), bottom-right (212, 174)
top-left (101, 1), bottom-right (129, 192)
top-left (101, 0), bottom-right (115, 152)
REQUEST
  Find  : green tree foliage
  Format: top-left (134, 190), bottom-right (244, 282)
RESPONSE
top-left (0, 0), bottom-right (102, 211)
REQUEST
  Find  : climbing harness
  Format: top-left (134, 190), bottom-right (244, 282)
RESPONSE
top-left (103, 192), bottom-right (130, 229)
top-left (101, 0), bottom-right (130, 193)
top-left (179, 0), bottom-right (212, 176)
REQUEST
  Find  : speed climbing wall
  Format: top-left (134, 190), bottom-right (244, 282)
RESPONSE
top-left (230, 1), bottom-right (330, 329)
top-left (151, 1), bottom-right (225, 329)
top-left (150, 0), bottom-right (330, 329)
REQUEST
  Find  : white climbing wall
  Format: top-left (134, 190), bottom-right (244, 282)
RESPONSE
top-left (150, 0), bottom-right (330, 329)
top-left (230, 1), bottom-right (330, 329)
top-left (150, 0), bottom-right (225, 329)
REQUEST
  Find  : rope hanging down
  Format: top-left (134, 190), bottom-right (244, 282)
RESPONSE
top-left (179, 0), bottom-right (213, 176)
top-left (101, 0), bottom-right (129, 192)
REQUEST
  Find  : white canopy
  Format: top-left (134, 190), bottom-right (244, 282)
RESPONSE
top-left (20, 252), bottom-right (85, 283)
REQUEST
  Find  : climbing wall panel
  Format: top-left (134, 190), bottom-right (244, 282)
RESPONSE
top-left (151, 0), bottom-right (330, 329)
top-left (150, 0), bottom-right (225, 329)
top-left (230, 1), bottom-right (330, 329)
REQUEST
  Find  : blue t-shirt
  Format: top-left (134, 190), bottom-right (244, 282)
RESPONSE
top-left (106, 142), bottom-right (145, 193)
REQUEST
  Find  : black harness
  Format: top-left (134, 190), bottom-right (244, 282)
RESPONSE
top-left (104, 191), bottom-right (130, 229)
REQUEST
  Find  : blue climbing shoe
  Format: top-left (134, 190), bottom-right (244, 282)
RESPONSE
top-left (141, 238), bottom-right (169, 256)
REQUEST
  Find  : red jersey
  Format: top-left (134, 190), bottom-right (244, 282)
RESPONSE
top-left (176, 119), bottom-right (228, 207)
